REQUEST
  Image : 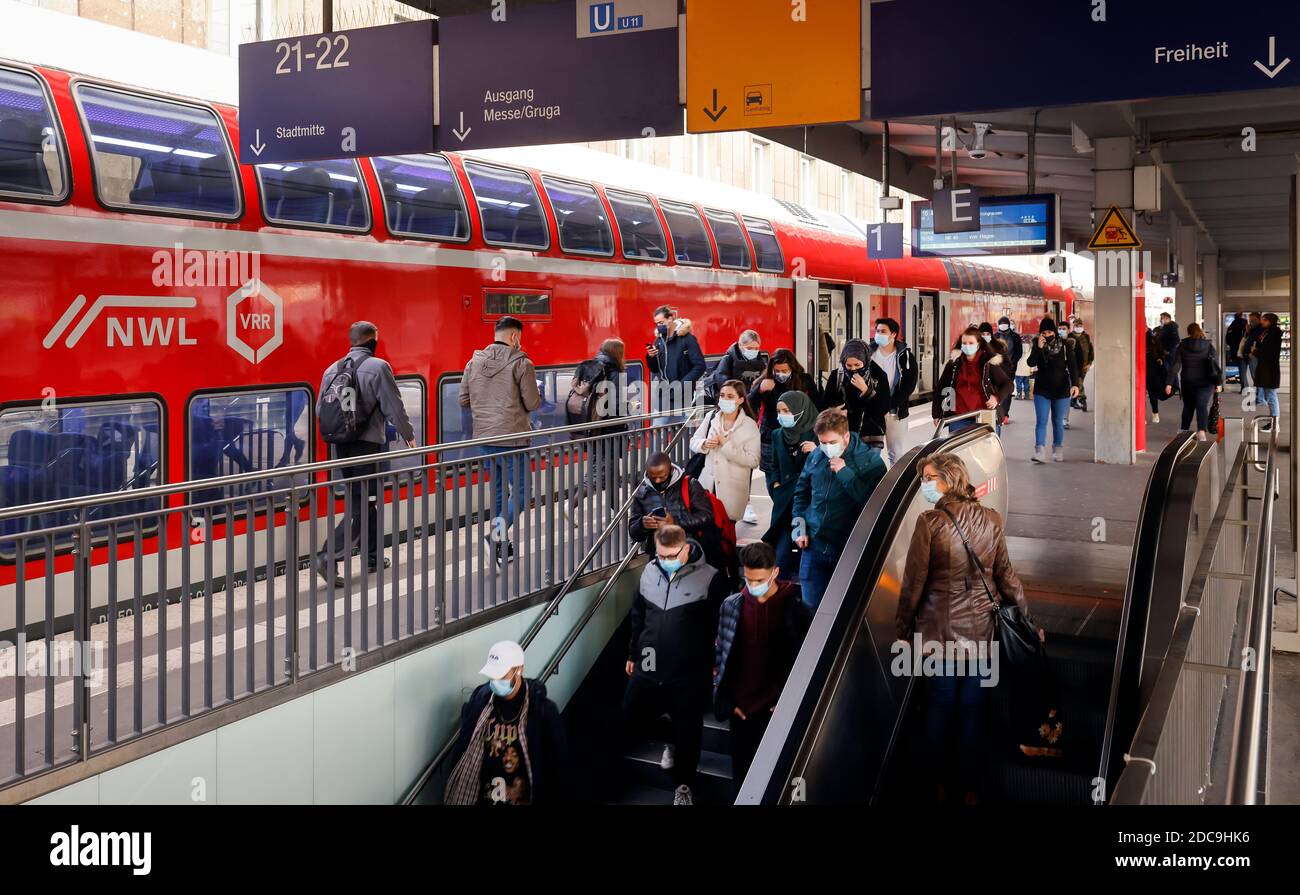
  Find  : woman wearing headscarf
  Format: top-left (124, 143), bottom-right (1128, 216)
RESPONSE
top-left (821, 339), bottom-right (891, 452)
top-left (761, 390), bottom-right (819, 580)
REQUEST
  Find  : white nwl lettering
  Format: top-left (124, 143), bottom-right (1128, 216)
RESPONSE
top-left (104, 316), bottom-right (196, 347)
top-left (137, 316), bottom-right (173, 346)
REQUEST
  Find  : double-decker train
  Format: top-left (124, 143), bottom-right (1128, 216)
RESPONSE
top-left (0, 59), bottom-right (1085, 633)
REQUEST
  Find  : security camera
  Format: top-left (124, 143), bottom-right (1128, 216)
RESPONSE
top-left (968, 122), bottom-right (992, 160)
top-left (968, 147), bottom-right (987, 161)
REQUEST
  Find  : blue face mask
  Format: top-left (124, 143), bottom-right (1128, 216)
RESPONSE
top-left (921, 480), bottom-right (942, 504)
top-left (748, 577), bottom-right (774, 598)
top-left (659, 557), bottom-right (685, 575)
top-left (874, 333), bottom-right (891, 347)
top-left (777, 412), bottom-right (799, 428)
top-left (774, 372), bottom-right (791, 383)
top-left (821, 441), bottom-right (844, 460)
top-left (489, 676), bottom-right (515, 697)
top-left (741, 347), bottom-right (760, 361)
top-left (961, 343), bottom-right (979, 357)
top-left (718, 399), bottom-right (738, 414)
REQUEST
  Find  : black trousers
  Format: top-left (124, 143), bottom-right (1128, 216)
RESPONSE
top-left (1180, 385), bottom-right (1214, 432)
top-left (321, 440), bottom-right (382, 565)
top-left (729, 709), bottom-right (771, 797)
top-left (623, 674), bottom-right (704, 789)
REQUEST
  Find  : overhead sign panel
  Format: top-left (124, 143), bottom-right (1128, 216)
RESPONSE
top-left (438, 0), bottom-right (682, 152)
top-left (686, 0), bottom-right (861, 133)
top-left (913, 194), bottom-right (1060, 257)
top-left (872, 0), bottom-right (1300, 118)
top-left (866, 223), bottom-right (904, 260)
top-left (237, 20), bottom-right (434, 164)
top-left (1088, 206), bottom-right (1143, 250)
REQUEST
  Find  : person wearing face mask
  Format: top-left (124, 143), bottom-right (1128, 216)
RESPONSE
top-left (689, 380), bottom-right (761, 522)
top-left (791, 409), bottom-right (887, 608)
top-left (710, 329), bottom-right (768, 404)
top-left (444, 640), bottom-right (567, 805)
top-left (931, 327), bottom-right (1013, 436)
top-left (761, 390), bottom-right (819, 580)
top-left (1068, 317), bottom-right (1094, 412)
top-left (750, 349), bottom-right (821, 496)
top-left (993, 318), bottom-right (1022, 426)
top-left (1027, 317), bottom-right (1081, 462)
top-left (459, 315), bottom-right (543, 568)
top-left (628, 452), bottom-right (726, 572)
top-left (625, 524), bottom-right (731, 805)
top-left (867, 317), bottom-right (919, 465)
top-left (713, 541), bottom-right (812, 793)
top-left (647, 305), bottom-right (706, 423)
top-left (822, 339), bottom-right (892, 452)
top-left (896, 453), bottom-right (1040, 804)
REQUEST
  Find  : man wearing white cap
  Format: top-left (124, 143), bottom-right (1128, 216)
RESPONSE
top-left (444, 640), bottom-right (566, 805)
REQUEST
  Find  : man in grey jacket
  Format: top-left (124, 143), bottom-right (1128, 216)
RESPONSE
top-left (460, 316), bottom-right (543, 566)
top-left (314, 321), bottom-right (416, 588)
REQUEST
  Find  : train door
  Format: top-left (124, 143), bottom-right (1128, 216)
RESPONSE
top-left (908, 288), bottom-right (940, 397)
top-left (851, 284), bottom-right (872, 342)
top-left (1048, 299), bottom-right (1065, 322)
top-left (793, 281), bottom-right (848, 386)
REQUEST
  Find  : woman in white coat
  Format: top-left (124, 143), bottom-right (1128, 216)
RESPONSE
top-left (689, 379), bottom-right (762, 521)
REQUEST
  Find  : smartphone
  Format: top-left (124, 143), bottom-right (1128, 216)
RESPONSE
top-left (648, 506), bottom-right (667, 518)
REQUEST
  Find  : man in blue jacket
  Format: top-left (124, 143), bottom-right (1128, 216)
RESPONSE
top-left (792, 408), bottom-right (887, 608)
top-left (647, 305), bottom-right (706, 423)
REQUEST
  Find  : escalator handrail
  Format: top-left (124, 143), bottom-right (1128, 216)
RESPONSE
top-left (399, 410), bottom-right (701, 805)
top-left (1097, 432), bottom-right (1197, 793)
top-left (736, 421), bottom-right (1000, 805)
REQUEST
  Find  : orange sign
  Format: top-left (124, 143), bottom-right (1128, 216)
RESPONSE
top-left (686, 0), bottom-right (862, 133)
top-left (1087, 205), bottom-right (1142, 250)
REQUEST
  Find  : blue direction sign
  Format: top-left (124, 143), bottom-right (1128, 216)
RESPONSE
top-left (437, 0), bottom-right (682, 152)
top-left (238, 20), bottom-right (434, 164)
top-left (866, 223), bottom-right (904, 260)
top-left (871, 0), bottom-right (1300, 119)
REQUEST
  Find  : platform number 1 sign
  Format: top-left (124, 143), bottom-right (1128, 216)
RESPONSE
top-left (867, 223), bottom-right (904, 260)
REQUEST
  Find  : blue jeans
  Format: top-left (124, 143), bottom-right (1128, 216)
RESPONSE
top-left (1033, 395), bottom-right (1070, 448)
top-left (1015, 375), bottom-right (1029, 398)
top-left (799, 548), bottom-right (839, 609)
top-left (924, 663), bottom-right (991, 795)
top-left (1257, 387), bottom-right (1281, 417)
top-left (479, 444), bottom-right (529, 538)
top-left (772, 526), bottom-right (800, 581)
top-left (946, 416), bottom-right (999, 437)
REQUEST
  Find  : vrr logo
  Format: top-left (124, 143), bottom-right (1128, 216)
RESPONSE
top-left (226, 280), bottom-right (283, 364)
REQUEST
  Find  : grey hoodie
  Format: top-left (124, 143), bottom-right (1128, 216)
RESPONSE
top-left (459, 341), bottom-right (543, 446)
top-left (317, 346), bottom-right (415, 446)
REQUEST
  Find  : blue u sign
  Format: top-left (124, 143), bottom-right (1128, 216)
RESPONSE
top-left (590, 2), bottom-right (615, 33)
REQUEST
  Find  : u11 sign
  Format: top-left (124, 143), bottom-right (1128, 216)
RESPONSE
top-left (238, 20), bottom-right (435, 164)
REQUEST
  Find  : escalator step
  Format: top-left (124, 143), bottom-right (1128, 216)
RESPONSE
top-left (621, 741), bottom-right (734, 805)
top-left (650, 714), bottom-right (731, 755)
top-left (988, 759), bottom-right (1096, 805)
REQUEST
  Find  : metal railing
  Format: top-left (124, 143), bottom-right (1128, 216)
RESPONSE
top-left (0, 409), bottom-right (698, 798)
top-left (1111, 423), bottom-right (1277, 804)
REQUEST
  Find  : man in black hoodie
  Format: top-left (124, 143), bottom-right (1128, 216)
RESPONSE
top-left (444, 640), bottom-right (567, 805)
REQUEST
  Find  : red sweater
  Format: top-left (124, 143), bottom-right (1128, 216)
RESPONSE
top-left (953, 357), bottom-right (985, 414)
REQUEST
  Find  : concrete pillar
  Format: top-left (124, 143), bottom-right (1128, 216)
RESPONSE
top-left (1093, 136), bottom-right (1136, 464)
top-left (1175, 224), bottom-right (1198, 332)
top-left (1202, 252), bottom-right (1221, 356)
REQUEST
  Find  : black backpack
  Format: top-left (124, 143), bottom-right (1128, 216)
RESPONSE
top-left (318, 356), bottom-right (376, 444)
top-left (565, 358), bottom-right (611, 426)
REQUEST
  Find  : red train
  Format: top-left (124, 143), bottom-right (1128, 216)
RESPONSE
top-left (0, 59), bottom-right (1083, 631)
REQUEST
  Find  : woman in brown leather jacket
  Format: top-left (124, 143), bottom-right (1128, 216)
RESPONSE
top-left (895, 452), bottom-right (1038, 803)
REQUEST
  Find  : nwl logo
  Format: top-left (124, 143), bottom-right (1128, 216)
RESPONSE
top-left (44, 296), bottom-right (198, 350)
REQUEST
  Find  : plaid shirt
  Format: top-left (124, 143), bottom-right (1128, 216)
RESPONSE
top-left (444, 686), bottom-right (534, 806)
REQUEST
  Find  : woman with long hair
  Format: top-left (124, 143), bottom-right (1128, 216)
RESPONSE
top-left (1027, 318), bottom-right (1081, 462)
top-left (689, 379), bottom-right (761, 522)
top-left (1165, 322), bottom-right (1222, 440)
top-left (931, 326), bottom-right (1013, 436)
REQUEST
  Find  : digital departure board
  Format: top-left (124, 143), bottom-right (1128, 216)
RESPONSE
top-left (484, 291), bottom-right (552, 319)
top-left (912, 193), bottom-right (1059, 257)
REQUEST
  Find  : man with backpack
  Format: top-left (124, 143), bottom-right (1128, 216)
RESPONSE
top-left (564, 339), bottom-right (629, 523)
top-left (629, 452), bottom-right (733, 581)
top-left (313, 321), bottom-right (416, 589)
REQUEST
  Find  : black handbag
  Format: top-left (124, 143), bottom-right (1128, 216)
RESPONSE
top-left (682, 409), bottom-right (716, 480)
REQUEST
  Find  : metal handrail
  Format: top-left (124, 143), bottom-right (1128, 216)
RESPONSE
top-left (1227, 423), bottom-right (1277, 803)
top-left (0, 409), bottom-right (685, 523)
top-left (932, 408), bottom-right (994, 439)
top-left (398, 408), bottom-right (703, 804)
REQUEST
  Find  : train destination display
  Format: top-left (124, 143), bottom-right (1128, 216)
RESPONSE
top-left (912, 194), bottom-right (1060, 257)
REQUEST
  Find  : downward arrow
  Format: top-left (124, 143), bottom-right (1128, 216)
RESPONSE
top-left (453, 111), bottom-right (472, 143)
top-left (1254, 35), bottom-right (1292, 78)
top-left (249, 128), bottom-right (265, 157)
top-left (703, 88), bottom-right (728, 123)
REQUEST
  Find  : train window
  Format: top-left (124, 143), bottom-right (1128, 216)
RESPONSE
top-left (0, 67), bottom-right (68, 202)
top-left (542, 176), bottom-right (614, 257)
top-left (187, 387), bottom-right (311, 511)
top-left (75, 85), bottom-right (239, 218)
top-left (704, 209), bottom-right (751, 271)
top-left (463, 161), bottom-right (549, 250)
top-left (742, 216), bottom-right (784, 273)
top-left (0, 398), bottom-right (163, 544)
top-left (256, 157), bottom-right (370, 231)
top-left (372, 154), bottom-right (470, 241)
top-left (659, 200), bottom-right (713, 267)
top-left (439, 362), bottom-right (645, 454)
top-left (606, 189), bottom-right (667, 262)
top-left (385, 378), bottom-right (426, 475)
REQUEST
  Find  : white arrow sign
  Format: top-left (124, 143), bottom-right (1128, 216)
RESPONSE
top-left (249, 129), bottom-right (265, 157)
top-left (1254, 35), bottom-right (1292, 78)
top-left (453, 112), bottom-right (472, 143)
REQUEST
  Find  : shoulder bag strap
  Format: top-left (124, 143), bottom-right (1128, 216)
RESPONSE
top-left (937, 504), bottom-right (1000, 608)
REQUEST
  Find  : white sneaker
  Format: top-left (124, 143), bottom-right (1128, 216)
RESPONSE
top-left (1032, 446), bottom-right (1046, 464)
top-left (742, 505), bottom-right (758, 525)
top-left (660, 744), bottom-right (675, 770)
top-left (673, 784), bottom-right (693, 806)
top-left (1053, 448), bottom-right (1065, 462)
top-left (1152, 413), bottom-right (1160, 423)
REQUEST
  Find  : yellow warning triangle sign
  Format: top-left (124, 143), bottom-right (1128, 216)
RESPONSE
top-left (1087, 205), bottom-right (1142, 250)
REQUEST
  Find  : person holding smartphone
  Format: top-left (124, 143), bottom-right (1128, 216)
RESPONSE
top-left (646, 306), bottom-right (705, 424)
